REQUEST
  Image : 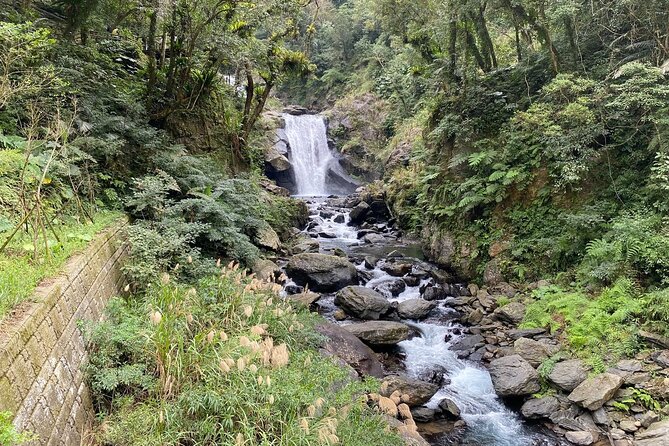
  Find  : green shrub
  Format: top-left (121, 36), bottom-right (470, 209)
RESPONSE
top-left (522, 279), bottom-right (641, 363)
top-left (85, 268), bottom-right (403, 446)
top-left (0, 411), bottom-right (35, 445)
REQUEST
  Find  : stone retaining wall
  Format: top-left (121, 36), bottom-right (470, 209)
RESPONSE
top-left (0, 222), bottom-right (128, 445)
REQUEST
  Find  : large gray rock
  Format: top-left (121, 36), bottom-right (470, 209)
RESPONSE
top-left (636, 419), bottom-right (669, 446)
top-left (494, 302), bottom-right (526, 325)
top-left (334, 286), bottom-right (390, 320)
top-left (291, 238), bottom-right (319, 254)
top-left (286, 253), bottom-right (357, 292)
top-left (488, 355), bottom-right (541, 396)
top-left (565, 431), bottom-right (598, 445)
top-left (252, 259), bottom-right (281, 282)
top-left (288, 291), bottom-right (321, 307)
top-left (253, 225), bottom-right (281, 251)
top-left (265, 146), bottom-right (291, 171)
top-left (344, 321), bottom-right (410, 345)
top-left (548, 359), bottom-right (589, 391)
top-left (520, 396), bottom-right (560, 419)
top-left (381, 375), bottom-right (439, 407)
top-left (348, 201), bottom-right (370, 225)
top-left (316, 323), bottom-right (383, 378)
top-left (568, 373), bottom-right (624, 410)
top-left (513, 337), bottom-right (560, 367)
top-left (398, 299), bottom-right (435, 320)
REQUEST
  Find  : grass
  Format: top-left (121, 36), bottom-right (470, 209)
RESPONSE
top-left (83, 266), bottom-right (405, 446)
top-left (0, 210), bottom-right (123, 320)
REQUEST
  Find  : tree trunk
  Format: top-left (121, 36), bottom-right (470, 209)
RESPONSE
top-left (146, 1), bottom-right (159, 103)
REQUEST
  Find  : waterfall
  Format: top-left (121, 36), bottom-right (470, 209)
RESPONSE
top-left (283, 114), bottom-right (337, 196)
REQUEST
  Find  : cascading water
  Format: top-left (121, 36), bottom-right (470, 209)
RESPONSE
top-left (283, 114), bottom-right (336, 196)
top-left (287, 198), bottom-right (564, 446)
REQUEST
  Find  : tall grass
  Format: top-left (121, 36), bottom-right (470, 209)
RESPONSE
top-left (84, 264), bottom-right (404, 446)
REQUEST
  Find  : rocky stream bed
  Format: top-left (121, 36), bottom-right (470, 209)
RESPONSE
top-left (251, 192), bottom-right (669, 446)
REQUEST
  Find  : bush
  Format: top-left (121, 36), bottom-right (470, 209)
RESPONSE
top-left (85, 267), bottom-right (403, 446)
top-left (522, 279), bottom-right (642, 364)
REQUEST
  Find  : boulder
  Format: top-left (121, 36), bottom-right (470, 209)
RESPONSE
top-left (316, 323), bottom-right (383, 378)
top-left (548, 359), bottom-right (589, 392)
top-left (381, 375), bottom-right (439, 407)
top-left (265, 147), bottom-right (291, 172)
top-left (513, 337), bottom-right (560, 367)
top-left (381, 262), bottom-right (413, 277)
top-left (493, 302), bottom-right (526, 325)
top-left (363, 233), bottom-right (386, 244)
top-left (334, 286), bottom-right (390, 320)
top-left (565, 431), bottom-right (598, 445)
top-left (520, 396), bottom-right (560, 419)
top-left (653, 350), bottom-right (669, 367)
top-left (438, 398), bottom-right (461, 419)
top-left (422, 286), bottom-right (447, 301)
top-left (349, 201), bottom-right (370, 225)
top-left (411, 407), bottom-right (436, 423)
top-left (636, 420), bottom-right (669, 446)
top-left (345, 321), bottom-right (410, 345)
top-left (450, 334), bottom-right (484, 352)
top-left (398, 299), bottom-right (435, 320)
top-left (488, 355), bottom-right (541, 396)
top-left (288, 291), bottom-right (321, 307)
top-left (252, 259), bottom-right (281, 282)
top-left (292, 238), bottom-right (319, 254)
top-left (568, 373), bottom-right (624, 410)
top-left (253, 225), bottom-right (281, 251)
top-left (286, 253), bottom-right (357, 292)
top-left (374, 278), bottom-right (406, 297)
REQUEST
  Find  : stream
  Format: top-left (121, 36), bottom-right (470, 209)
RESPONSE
top-left (280, 113), bottom-right (567, 446)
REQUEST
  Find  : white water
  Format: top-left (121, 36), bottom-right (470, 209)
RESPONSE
top-left (284, 114), bottom-right (335, 196)
top-left (399, 322), bottom-right (537, 445)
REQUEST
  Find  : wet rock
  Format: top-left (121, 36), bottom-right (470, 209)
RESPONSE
top-left (316, 323), bottom-right (383, 378)
top-left (334, 214), bottom-right (345, 223)
top-left (345, 321), bottom-right (410, 345)
top-left (286, 253), bottom-right (357, 292)
top-left (437, 398), bottom-right (461, 419)
top-left (493, 302), bottom-right (526, 325)
top-left (488, 355), bottom-right (541, 396)
top-left (636, 419), bottom-right (669, 446)
top-left (288, 291), bottom-right (321, 307)
top-left (320, 209), bottom-right (336, 219)
top-left (450, 334), bottom-right (484, 352)
top-left (333, 309), bottom-right (347, 321)
top-left (422, 286), bottom-right (447, 301)
top-left (548, 359), bottom-right (589, 392)
top-left (381, 262), bottom-right (413, 277)
top-left (318, 231), bottom-right (337, 239)
top-left (520, 396), bottom-right (560, 419)
top-left (374, 278), bottom-right (407, 297)
top-left (398, 299), bottom-right (435, 320)
top-left (381, 375), bottom-right (439, 406)
top-left (284, 284), bottom-right (303, 295)
top-left (292, 239), bottom-right (320, 254)
top-left (568, 373), bottom-right (624, 410)
top-left (363, 256), bottom-right (378, 269)
top-left (565, 431), bottom-right (598, 445)
top-left (349, 201), bottom-right (370, 225)
top-left (363, 233), bottom-right (386, 244)
top-left (334, 286), bottom-right (390, 320)
top-left (513, 337), bottom-right (560, 367)
top-left (403, 276), bottom-right (420, 287)
top-left (411, 407), bottom-right (436, 423)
